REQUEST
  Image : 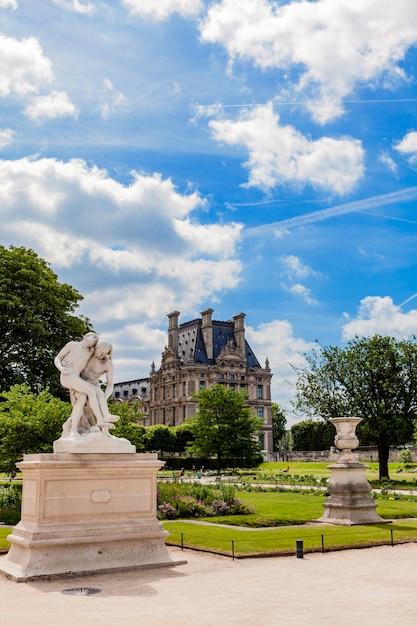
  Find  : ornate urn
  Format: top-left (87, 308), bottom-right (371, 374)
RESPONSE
top-left (330, 416), bottom-right (362, 462)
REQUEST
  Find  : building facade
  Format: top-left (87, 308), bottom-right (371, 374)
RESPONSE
top-left (112, 309), bottom-right (273, 453)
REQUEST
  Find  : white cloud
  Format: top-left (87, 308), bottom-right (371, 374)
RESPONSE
top-left (0, 34), bottom-right (53, 98)
top-left (0, 128), bottom-right (13, 148)
top-left (208, 104), bottom-right (364, 193)
top-left (52, 0), bottom-right (95, 14)
top-left (280, 255), bottom-right (317, 280)
top-left (173, 219), bottom-right (242, 258)
top-left (24, 90), bottom-right (79, 120)
top-left (246, 319), bottom-right (315, 419)
top-left (0, 0), bottom-right (17, 8)
top-left (100, 78), bottom-right (127, 119)
top-left (342, 295), bottom-right (417, 339)
top-left (287, 283), bottom-right (317, 306)
top-left (200, 0), bottom-right (417, 123)
top-left (122, 0), bottom-right (203, 21)
top-left (378, 151), bottom-right (398, 175)
top-left (395, 131), bottom-right (417, 167)
top-left (0, 156), bottom-right (242, 332)
top-left (396, 131), bottom-right (417, 154)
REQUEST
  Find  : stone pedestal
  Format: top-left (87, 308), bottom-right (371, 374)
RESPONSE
top-left (0, 453), bottom-right (184, 581)
top-left (316, 417), bottom-right (386, 525)
top-left (317, 462), bottom-right (385, 525)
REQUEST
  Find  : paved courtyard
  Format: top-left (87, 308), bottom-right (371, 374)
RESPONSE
top-left (1, 543), bottom-right (416, 626)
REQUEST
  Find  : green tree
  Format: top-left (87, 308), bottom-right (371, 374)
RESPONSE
top-left (271, 402), bottom-right (287, 452)
top-left (291, 420), bottom-right (335, 451)
top-left (173, 423), bottom-right (195, 454)
top-left (186, 385), bottom-right (262, 472)
top-left (145, 424), bottom-right (177, 453)
top-left (0, 245), bottom-right (91, 397)
top-left (294, 335), bottom-right (417, 479)
top-left (109, 401), bottom-right (146, 451)
top-left (0, 384), bottom-right (71, 473)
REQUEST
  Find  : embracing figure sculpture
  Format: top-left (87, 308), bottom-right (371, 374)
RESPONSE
top-left (54, 332), bottom-right (119, 438)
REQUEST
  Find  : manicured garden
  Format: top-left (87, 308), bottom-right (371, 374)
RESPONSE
top-left (2, 460), bottom-right (417, 557)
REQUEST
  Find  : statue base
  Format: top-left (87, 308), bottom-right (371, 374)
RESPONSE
top-left (315, 462), bottom-right (387, 525)
top-left (53, 430), bottom-right (135, 453)
top-left (0, 453), bottom-right (185, 581)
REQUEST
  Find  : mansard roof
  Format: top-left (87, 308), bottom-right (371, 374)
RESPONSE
top-left (178, 318), bottom-right (261, 368)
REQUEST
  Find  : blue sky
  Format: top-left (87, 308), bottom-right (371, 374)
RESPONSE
top-left (2, 0), bottom-right (417, 423)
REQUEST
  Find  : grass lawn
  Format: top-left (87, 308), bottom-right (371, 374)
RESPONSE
top-left (164, 519), bottom-right (417, 557)
top-left (164, 488), bottom-right (417, 556)
top-left (0, 527), bottom-right (11, 551)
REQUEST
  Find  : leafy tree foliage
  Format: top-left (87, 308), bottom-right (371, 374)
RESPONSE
top-left (0, 384), bottom-right (71, 473)
top-left (0, 246), bottom-right (91, 397)
top-left (172, 423), bottom-right (195, 454)
top-left (186, 385), bottom-right (263, 472)
top-left (145, 424), bottom-right (177, 453)
top-left (291, 420), bottom-right (335, 451)
top-left (294, 335), bottom-right (417, 479)
top-left (271, 402), bottom-right (287, 452)
top-left (109, 401), bottom-right (146, 451)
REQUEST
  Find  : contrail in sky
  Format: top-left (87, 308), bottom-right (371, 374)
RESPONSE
top-left (200, 98), bottom-right (417, 109)
top-left (244, 186), bottom-right (417, 238)
top-left (399, 292), bottom-right (417, 308)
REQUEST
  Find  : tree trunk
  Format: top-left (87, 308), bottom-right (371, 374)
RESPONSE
top-left (216, 453), bottom-right (221, 474)
top-left (378, 440), bottom-right (390, 480)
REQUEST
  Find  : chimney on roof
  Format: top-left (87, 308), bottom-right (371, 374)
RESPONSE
top-left (233, 313), bottom-right (246, 354)
top-left (167, 311), bottom-right (180, 354)
top-left (201, 308), bottom-right (214, 360)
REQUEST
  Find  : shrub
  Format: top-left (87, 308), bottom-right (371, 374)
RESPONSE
top-left (156, 480), bottom-right (253, 520)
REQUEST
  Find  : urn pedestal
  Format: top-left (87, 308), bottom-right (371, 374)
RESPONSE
top-left (317, 417), bottom-right (386, 526)
top-left (0, 453), bottom-right (185, 581)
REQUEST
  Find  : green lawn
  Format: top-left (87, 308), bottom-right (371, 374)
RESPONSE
top-left (164, 519), bottom-right (417, 557)
top-left (0, 527), bottom-right (11, 550)
top-left (164, 488), bottom-right (417, 556)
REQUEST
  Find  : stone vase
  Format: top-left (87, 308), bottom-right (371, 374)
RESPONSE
top-left (330, 416), bottom-right (362, 462)
top-left (316, 416), bottom-right (386, 525)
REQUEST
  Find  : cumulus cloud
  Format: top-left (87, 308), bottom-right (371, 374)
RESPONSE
top-left (0, 34), bottom-right (53, 97)
top-left (122, 0), bottom-right (203, 21)
top-left (200, 0), bottom-right (417, 123)
top-left (395, 131), bottom-right (417, 167)
top-left (342, 295), bottom-right (417, 339)
top-left (207, 104), bottom-right (364, 193)
top-left (246, 319), bottom-right (315, 416)
top-left (0, 156), bottom-right (242, 336)
top-left (24, 90), bottom-right (78, 120)
top-left (53, 0), bottom-right (94, 13)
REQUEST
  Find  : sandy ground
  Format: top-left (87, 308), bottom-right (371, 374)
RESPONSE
top-left (0, 543), bottom-right (416, 626)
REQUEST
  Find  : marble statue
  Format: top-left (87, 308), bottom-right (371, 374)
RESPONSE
top-left (55, 333), bottom-right (119, 438)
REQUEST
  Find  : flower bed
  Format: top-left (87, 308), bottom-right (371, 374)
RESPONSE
top-left (157, 481), bottom-right (253, 520)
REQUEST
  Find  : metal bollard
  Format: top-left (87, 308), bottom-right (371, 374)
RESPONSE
top-left (296, 539), bottom-right (304, 558)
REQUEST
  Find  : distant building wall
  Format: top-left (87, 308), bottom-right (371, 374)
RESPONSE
top-left (111, 309), bottom-right (274, 454)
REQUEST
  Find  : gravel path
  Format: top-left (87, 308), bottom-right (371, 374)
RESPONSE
top-left (1, 543), bottom-right (416, 626)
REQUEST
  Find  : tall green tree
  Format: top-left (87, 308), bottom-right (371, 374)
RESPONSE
top-left (108, 401), bottom-right (146, 451)
top-left (271, 402), bottom-right (287, 452)
top-left (186, 385), bottom-right (262, 472)
top-left (0, 245), bottom-right (91, 397)
top-left (294, 335), bottom-right (417, 479)
top-left (291, 420), bottom-right (335, 451)
top-left (145, 424), bottom-right (177, 453)
top-left (0, 384), bottom-right (71, 473)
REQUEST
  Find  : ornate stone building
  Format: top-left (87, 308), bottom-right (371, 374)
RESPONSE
top-left (148, 309), bottom-right (273, 454)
